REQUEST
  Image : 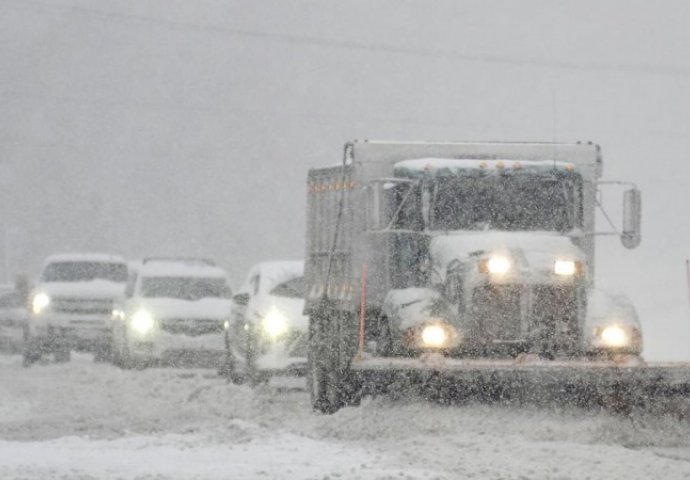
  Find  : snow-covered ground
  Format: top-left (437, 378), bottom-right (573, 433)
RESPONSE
top-left (2, 354), bottom-right (690, 479)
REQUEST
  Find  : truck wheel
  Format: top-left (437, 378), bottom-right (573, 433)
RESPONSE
top-left (308, 307), bottom-right (360, 413)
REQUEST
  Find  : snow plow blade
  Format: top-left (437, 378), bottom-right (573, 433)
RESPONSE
top-left (352, 355), bottom-right (690, 410)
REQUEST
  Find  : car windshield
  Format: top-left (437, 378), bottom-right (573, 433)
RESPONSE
top-left (42, 262), bottom-right (128, 283)
top-left (430, 174), bottom-right (582, 232)
top-left (269, 276), bottom-right (305, 298)
top-left (141, 277), bottom-right (231, 300)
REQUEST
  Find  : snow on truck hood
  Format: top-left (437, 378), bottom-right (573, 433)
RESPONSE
top-left (135, 298), bottom-right (232, 320)
top-left (430, 231), bottom-right (585, 281)
top-left (37, 280), bottom-right (126, 299)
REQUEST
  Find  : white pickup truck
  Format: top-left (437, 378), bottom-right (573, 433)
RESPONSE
top-left (23, 253), bottom-right (128, 365)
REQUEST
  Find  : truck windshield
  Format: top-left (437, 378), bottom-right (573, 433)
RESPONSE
top-left (141, 277), bottom-right (231, 300)
top-left (430, 174), bottom-right (582, 232)
top-left (42, 262), bottom-right (128, 283)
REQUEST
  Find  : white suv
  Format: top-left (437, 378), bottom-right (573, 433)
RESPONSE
top-left (110, 258), bottom-right (232, 368)
top-left (24, 254), bottom-right (128, 365)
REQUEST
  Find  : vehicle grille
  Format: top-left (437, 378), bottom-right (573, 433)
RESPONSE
top-left (159, 319), bottom-right (224, 336)
top-left (52, 297), bottom-right (113, 315)
top-left (471, 285), bottom-right (522, 341)
top-left (529, 285), bottom-right (579, 351)
top-left (469, 284), bottom-right (579, 352)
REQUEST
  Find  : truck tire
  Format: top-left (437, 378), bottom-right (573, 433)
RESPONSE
top-left (308, 305), bottom-right (361, 414)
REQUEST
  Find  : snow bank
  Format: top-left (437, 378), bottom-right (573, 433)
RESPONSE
top-left (2, 354), bottom-right (690, 479)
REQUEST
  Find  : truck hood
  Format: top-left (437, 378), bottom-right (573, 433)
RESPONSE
top-left (133, 298), bottom-right (233, 320)
top-left (36, 280), bottom-right (126, 300)
top-left (430, 231), bottom-right (586, 284)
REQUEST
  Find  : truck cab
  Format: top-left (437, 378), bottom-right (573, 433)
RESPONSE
top-left (305, 141), bottom-right (643, 413)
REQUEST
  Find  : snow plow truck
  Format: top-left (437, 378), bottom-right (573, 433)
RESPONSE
top-left (305, 140), bottom-right (690, 413)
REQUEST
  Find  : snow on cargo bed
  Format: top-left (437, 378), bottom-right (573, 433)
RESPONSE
top-left (394, 157), bottom-right (579, 177)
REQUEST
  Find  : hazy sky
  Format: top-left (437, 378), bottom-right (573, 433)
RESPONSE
top-left (1, 0), bottom-right (689, 359)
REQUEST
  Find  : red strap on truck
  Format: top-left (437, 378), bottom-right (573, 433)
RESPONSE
top-left (358, 263), bottom-right (368, 354)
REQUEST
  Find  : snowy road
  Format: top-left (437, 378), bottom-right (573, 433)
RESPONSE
top-left (2, 354), bottom-right (690, 479)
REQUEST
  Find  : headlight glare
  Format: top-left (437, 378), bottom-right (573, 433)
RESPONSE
top-left (554, 259), bottom-right (577, 276)
top-left (130, 309), bottom-right (155, 335)
top-left (421, 324), bottom-right (448, 348)
top-left (600, 325), bottom-right (627, 348)
top-left (32, 292), bottom-right (50, 315)
top-left (261, 308), bottom-right (288, 339)
top-left (484, 255), bottom-right (511, 275)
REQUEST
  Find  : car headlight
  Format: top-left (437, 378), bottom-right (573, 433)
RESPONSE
top-left (261, 308), bottom-right (288, 339)
top-left (130, 309), bottom-right (155, 335)
top-left (112, 308), bottom-right (126, 321)
top-left (554, 259), bottom-right (578, 276)
top-left (479, 255), bottom-right (511, 275)
top-left (599, 325), bottom-right (627, 348)
top-left (32, 292), bottom-right (50, 315)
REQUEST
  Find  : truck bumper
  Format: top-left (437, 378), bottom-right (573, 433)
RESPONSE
top-left (351, 354), bottom-right (690, 403)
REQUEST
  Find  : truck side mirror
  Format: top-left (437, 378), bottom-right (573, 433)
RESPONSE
top-left (621, 188), bottom-right (641, 249)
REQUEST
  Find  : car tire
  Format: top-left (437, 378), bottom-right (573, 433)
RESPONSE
top-left (54, 346), bottom-right (71, 363)
top-left (93, 344), bottom-right (112, 363)
top-left (118, 336), bottom-right (136, 369)
top-left (22, 347), bottom-right (41, 367)
top-left (22, 327), bottom-right (41, 367)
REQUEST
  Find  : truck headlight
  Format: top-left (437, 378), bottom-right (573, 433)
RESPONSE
top-left (32, 292), bottom-right (50, 315)
top-left (261, 308), bottom-right (288, 339)
top-left (600, 325), bottom-right (627, 348)
top-left (554, 259), bottom-right (578, 276)
top-left (479, 255), bottom-right (511, 275)
top-left (421, 324), bottom-right (448, 348)
top-left (130, 309), bottom-right (155, 335)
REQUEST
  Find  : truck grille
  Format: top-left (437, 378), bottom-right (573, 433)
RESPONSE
top-left (471, 285), bottom-right (522, 341)
top-left (159, 319), bottom-right (224, 337)
top-left (530, 285), bottom-right (579, 351)
top-left (470, 285), bottom-right (579, 351)
top-left (52, 297), bottom-right (113, 315)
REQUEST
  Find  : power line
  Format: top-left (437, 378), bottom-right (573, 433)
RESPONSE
top-left (4, 0), bottom-right (690, 79)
